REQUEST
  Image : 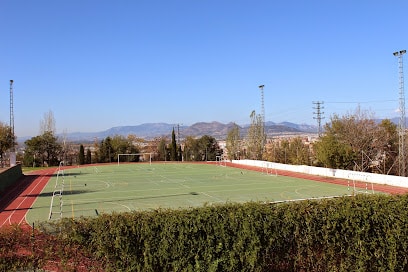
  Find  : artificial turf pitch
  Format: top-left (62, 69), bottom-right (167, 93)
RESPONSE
top-left (26, 162), bottom-right (365, 224)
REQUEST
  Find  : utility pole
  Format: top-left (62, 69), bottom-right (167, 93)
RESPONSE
top-left (313, 101), bottom-right (325, 137)
top-left (393, 50), bottom-right (406, 176)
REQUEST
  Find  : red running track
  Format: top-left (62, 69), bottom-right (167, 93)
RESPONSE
top-left (1, 163), bottom-right (408, 227)
top-left (0, 168), bottom-right (56, 227)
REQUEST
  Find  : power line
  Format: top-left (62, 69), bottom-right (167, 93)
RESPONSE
top-left (325, 100), bottom-right (397, 104)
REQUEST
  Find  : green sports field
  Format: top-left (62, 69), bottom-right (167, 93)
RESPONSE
top-left (26, 163), bottom-right (358, 224)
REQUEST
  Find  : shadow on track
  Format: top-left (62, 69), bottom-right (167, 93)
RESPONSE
top-left (0, 174), bottom-right (39, 212)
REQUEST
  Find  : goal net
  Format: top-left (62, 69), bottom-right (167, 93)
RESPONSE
top-left (262, 162), bottom-right (278, 177)
top-left (117, 153), bottom-right (153, 165)
top-left (347, 179), bottom-right (375, 195)
top-left (216, 155), bottom-right (227, 167)
top-left (48, 161), bottom-right (65, 220)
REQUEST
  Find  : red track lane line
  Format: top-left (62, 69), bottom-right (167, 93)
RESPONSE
top-left (0, 168), bottom-right (55, 227)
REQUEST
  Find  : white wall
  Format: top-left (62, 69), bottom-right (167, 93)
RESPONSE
top-left (232, 160), bottom-right (408, 188)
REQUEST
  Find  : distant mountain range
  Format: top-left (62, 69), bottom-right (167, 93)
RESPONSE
top-left (44, 121), bottom-right (318, 143)
top-left (18, 117), bottom-right (404, 143)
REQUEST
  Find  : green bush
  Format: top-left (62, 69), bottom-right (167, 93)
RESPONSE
top-left (51, 194), bottom-right (408, 271)
top-left (3, 194), bottom-right (408, 271)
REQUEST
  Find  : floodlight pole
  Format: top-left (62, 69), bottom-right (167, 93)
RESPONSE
top-left (9, 80), bottom-right (15, 150)
top-left (393, 50), bottom-right (406, 176)
top-left (258, 85), bottom-right (265, 126)
top-left (258, 85), bottom-right (265, 150)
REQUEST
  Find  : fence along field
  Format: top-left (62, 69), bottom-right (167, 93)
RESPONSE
top-left (26, 162), bottom-right (378, 224)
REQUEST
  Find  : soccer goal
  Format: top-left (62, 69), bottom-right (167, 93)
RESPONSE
top-left (347, 179), bottom-right (375, 195)
top-left (347, 172), bottom-right (375, 195)
top-left (216, 155), bottom-right (227, 167)
top-left (117, 153), bottom-right (153, 165)
top-left (262, 162), bottom-right (278, 177)
top-left (48, 161), bottom-right (65, 220)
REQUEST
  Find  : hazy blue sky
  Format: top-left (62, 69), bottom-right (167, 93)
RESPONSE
top-left (1, 1), bottom-right (407, 137)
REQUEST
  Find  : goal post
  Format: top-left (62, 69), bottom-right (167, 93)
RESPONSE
top-left (346, 172), bottom-right (375, 195)
top-left (117, 153), bottom-right (153, 165)
top-left (262, 162), bottom-right (278, 177)
top-left (215, 155), bottom-right (227, 167)
top-left (347, 179), bottom-right (375, 195)
top-left (48, 161), bottom-right (65, 220)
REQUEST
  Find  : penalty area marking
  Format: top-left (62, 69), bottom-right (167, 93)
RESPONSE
top-left (200, 191), bottom-right (223, 202)
top-left (105, 201), bottom-right (132, 211)
top-left (267, 195), bottom-right (353, 204)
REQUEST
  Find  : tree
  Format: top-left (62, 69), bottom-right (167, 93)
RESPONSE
top-left (377, 119), bottom-right (399, 174)
top-left (157, 137), bottom-right (168, 161)
top-left (170, 128), bottom-right (177, 161)
top-left (199, 135), bottom-right (220, 161)
top-left (314, 133), bottom-right (355, 169)
top-left (183, 135), bottom-right (220, 161)
top-left (183, 136), bottom-right (197, 161)
top-left (40, 110), bottom-right (56, 135)
top-left (24, 131), bottom-right (62, 167)
top-left (98, 137), bottom-right (113, 163)
top-left (96, 135), bottom-right (140, 163)
top-left (287, 137), bottom-right (310, 165)
top-left (177, 145), bottom-right (183, 161)
top-left (226, 123), bottom-right (241, 160)
top-left (86, 148), bottom-right (92, 164)
top-left (0, 122), bottom-right (16, 166)
top-left (112, 135), bottom-right (140, 162)
top-left (78, 144), bottom-right (85, 165)
top-left (264, 137), bottom-right (309, 165)
top-left (62, 141), bottom-right (77, 166)
top-left (23, 110), bottom-right (61, 167)
top-left (246, 110), bottom-right (265, 160)
top-left (264, 139), bottom-right (278, 162)
top-left (314, 107), bottom-right (399, 174)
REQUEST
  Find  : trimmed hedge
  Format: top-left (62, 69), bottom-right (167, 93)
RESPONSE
top-left (48, 194), bottom-right (408, 271)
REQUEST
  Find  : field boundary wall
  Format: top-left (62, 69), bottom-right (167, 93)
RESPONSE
top-left (0, 164), bottom-right (23, 193)
top-left (232, 159), bottom-right (408, 188)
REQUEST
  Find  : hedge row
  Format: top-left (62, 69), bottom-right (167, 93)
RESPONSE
top-left (47, 193), bottom-right (408, 271)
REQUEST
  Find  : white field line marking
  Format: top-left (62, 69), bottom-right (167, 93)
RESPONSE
top-left (200, 192), bottom-right (223, 202)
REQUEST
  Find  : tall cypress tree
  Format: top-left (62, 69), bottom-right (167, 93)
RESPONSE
top-left (171, 128), bottom-right (177, 161)
top-left (79, 144), bottom-right (85, 165)
top-left (86, 148), bottom-right (92, 164)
